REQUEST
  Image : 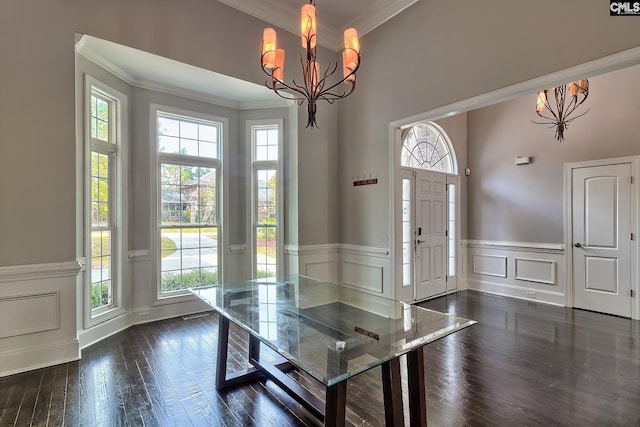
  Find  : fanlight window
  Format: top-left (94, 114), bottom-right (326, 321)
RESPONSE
top-left (401, 123), bottom-right (456, 174)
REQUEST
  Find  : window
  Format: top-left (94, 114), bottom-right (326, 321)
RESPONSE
top-left (156, 109), bottom-right (222, 294)
top-left (401, 123), bottom-right (457, 174)
top-left (250, 121), bottom-right (282, 278)
top-left (447, 183), bottom-right (456, 277)
top-left (85, 76), bottom-right (127, 320)
top-left (402, 178), bottom-right (412, 287)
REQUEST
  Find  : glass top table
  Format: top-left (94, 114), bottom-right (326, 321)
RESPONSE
top-left (191, 275), bottom-right (476, 426)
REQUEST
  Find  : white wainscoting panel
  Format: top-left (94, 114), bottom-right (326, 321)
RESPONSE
top-left (339, 244), bottom-right (391, 298)
top-left (515, 257), bottom-right (556, 285)
top-left (342, 261), bottom-right (384, 293)
top-left (466, 240), bottom-right (565, 306)
top-left (286, 244), bottom-right (340, 284)
top-left (0, 261), bottom-right (81, 377)
top-left (473, 254), bottom-right (507, 277)
top-left (0, 292), bottom-right (59, 339)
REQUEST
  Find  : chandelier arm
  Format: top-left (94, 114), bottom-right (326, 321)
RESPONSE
top-left (264, 78), bottom-right (309, 101)
top-left (563, 94), bottom-right (589, 120)
top-left (531, 119), bottom-right (558, 126)
top-left (315, 51), bottom-right (361, 99)
top-left (314, 61), bottom-right (338, 96)
top-left (537, 95), bottom-right (560, 122)
top-left (316, 86), bottom-right (354, 102)
top-left (535, 108), bottom-right (558, 122)
top-left (563, 108), bottom-right (591, 123)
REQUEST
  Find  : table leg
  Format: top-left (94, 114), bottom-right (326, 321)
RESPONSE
top-left (325, 381), bottom-right (347, 427)
top-left (249, 334), bottom-right (260, 363)
top-left (216, 315), bottom-right (231, 389)
top-left (381, 358), bottom-right (404, 426)
top-left (407, 348), bottom-right (427, 427)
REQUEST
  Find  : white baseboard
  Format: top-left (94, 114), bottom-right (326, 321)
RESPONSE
top-left (468, 278), bottom-right (565, 306)
top-left (0, 339), bottom-right (80, 378)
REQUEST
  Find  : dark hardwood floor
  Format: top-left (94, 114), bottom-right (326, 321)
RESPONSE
top-left (1, 290), bottom-right (639, 426)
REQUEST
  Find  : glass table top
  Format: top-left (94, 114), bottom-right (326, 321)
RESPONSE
top-left (192, 275), bottom-right (476, 386)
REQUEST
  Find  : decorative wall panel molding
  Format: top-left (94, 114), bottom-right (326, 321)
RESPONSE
top-left (0, 292), bottom-right (59, 339)
top-left (342, 261), bottom-right (384, 293)
top-left (515, 257), bottom-right (556, 285)
top-left (473, 254), bottom-right (508, 278)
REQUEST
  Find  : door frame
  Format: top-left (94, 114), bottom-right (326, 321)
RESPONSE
top-left (563, 155), bottom-right (639, 320)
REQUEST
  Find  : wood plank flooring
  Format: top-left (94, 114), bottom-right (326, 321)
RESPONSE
top-left (1, 290), bottom-right (639, 426)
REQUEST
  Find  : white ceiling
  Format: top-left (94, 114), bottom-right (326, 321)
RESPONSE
top-left (218, 0), bottom-right (419, 51)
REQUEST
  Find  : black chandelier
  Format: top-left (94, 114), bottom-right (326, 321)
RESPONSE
top-left (260, 0), bottom-right (361, 128)
top-left (532, 79), bottom-right (590, 142)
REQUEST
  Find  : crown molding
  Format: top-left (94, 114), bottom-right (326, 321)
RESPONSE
top-left (348, 0), bottom-right (419, 37)
top-left (75, 43), bottom-right (135, 84)
top-left (134, 78), bottom-right (292, 110)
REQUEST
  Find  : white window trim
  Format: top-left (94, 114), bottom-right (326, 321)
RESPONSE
top-left (149, 104), bottom-right (228, 302)
top-left (246, 119), bottom-right (284, 278)
top-left (401, 122), bottom-right (458, 175)
top-left (83, 74), bottom-right (128, 327)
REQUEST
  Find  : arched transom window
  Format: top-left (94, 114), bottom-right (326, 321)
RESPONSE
top-left (401, 122), bottom-right (457, 174)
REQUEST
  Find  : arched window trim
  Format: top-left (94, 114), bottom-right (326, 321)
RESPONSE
top-left (401, 122), bottom-right (458, 175)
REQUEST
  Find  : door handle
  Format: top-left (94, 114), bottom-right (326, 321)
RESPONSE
top-left (574, 242), bottom-right (582, 248)
top-left (416, 239), bottom-right (425, 244)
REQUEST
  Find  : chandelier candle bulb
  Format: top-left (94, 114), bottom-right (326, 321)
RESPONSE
top-left (262, 28), bottom-right (277, 68)
top-left (343, 28), bottom-right (360, 66)
top-left (342, 51), bottom-right (356, 82)
top-left (536, 92), bottom-right (547, 113)
top-left (273, 49), bottom-right (285, 81)
top-left (301, 3), bottom-right (316, 48)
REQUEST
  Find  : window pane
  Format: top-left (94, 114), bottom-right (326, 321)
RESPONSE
top-left (91, 230), bottom-right (112, 309)
top-left (180, 138), bottom-right (198, 156)
top-left (180, 121), bottom-right (198, 139)
top-left (199, 124), bottom-right (217, 142)
top-left (157, 113), bottom-right (221, 159)
top-left (199, 141), bottom-right (216, 159)
top-left (158, 117), bottom-right (180, 137)
top-left (160, 227), bottom-right (218, 292)
top-left (159, 135), bottom-right (180, 154)
top-left (401, 123), bottom-right (455, 173)
top-left (256, 226), bottom-right (276, 278)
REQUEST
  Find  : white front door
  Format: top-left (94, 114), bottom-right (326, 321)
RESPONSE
top-left (415, 170), bottom-right (447, 300)
top-left (572, 163), bottom-right (632, 317)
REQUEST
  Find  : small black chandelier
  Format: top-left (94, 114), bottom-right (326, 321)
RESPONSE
top-left (532, 79), bottom-right (590, 142)
top-left (260, 0), bottom-right (361, 128)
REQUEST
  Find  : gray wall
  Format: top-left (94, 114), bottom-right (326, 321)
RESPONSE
top-left (339, 0), bottom-right (640, 247)
top-left (467, 64), bottom-right (640, 243)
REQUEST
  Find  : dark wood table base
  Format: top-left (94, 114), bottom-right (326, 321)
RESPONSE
top-left (215, 315), bottom-right (428, 427)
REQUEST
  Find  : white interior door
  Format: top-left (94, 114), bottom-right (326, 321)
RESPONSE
top-left (572, 163), bottom-right (632, 317)
top-left (415, 170), bottom-right (447, 300)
